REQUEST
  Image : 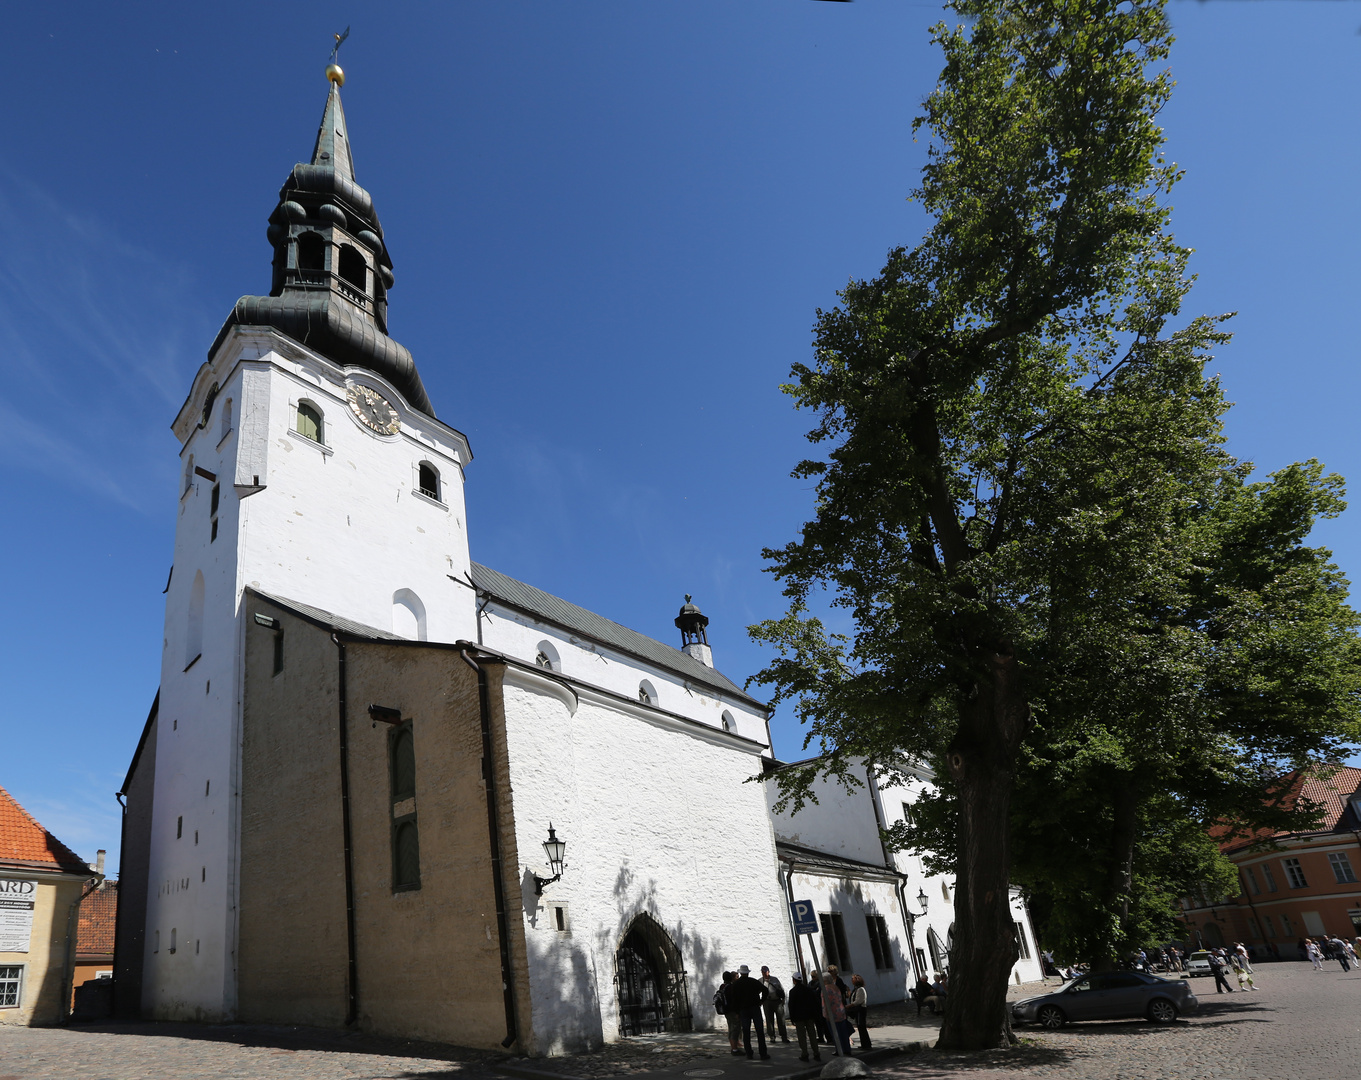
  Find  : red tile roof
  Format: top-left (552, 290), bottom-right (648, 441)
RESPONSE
top-left (76, 881), bottom-right (118, 957)
top-left (0, 784), bottom-right (91, 874)
top-left (1217, 764), bottom-right (1361, 852)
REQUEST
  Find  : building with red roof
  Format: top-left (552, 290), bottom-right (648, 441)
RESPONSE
top-left (1181, 765), bottom-right (1361, 955)
top-left (0, 784), bottom-right (101, 1026)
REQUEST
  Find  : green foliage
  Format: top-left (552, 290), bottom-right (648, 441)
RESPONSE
top-left (750, 0), bottom-right (1361, 1012)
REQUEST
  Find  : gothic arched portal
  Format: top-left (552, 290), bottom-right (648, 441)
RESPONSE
top-left (614, 913), bottom-right (692, 1036)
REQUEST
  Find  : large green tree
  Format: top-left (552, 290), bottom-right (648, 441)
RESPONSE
top-left (748, 0), bottom-right (1355, 1050)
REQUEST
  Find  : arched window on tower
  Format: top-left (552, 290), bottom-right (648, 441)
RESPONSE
top-left (638, 679), bottom-right (657, 707)
top-left (186, 570), bottom-right (205, 669)
top-left (183, 454), bottom-right (195, 496)
top-left (535, 640), bottom-right (560, 672)
top-left (393, 589), bottom-right (427, 641)
top-left (296, 232), bottom-right (325, 282)
top-left (295, 401), bottom-right (324, 444)
top-left (417, 462), bottom-right (440, 501)
top-left (338, 245), bottom-right (367, 294)
top-left (220, 398), bottom-right (233, 442)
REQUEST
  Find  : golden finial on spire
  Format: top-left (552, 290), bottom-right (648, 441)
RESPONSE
top-left (326, 26), bottom-right (350, 86)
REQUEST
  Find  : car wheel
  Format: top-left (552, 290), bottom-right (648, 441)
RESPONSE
top-left (1037, 1005), bottom-right (1066, 1030)
top-left (1147, 999), bottom-right (1178, 1024)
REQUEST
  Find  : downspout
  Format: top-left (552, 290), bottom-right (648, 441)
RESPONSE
top-left (1237, 866), bottom-right (1267, 950)
top-left (111, 791), bottom-right (127, 1016)
top-left (332, 633), bottom-right (360, 1026)
top-left (866, 767), bottom-right (918, 982)
top-left (461, 648), bottom-right (520, 1050)
top-left (61, 872), bottom-right (104, 1022)
top-left (781, 859), bottom-right (806, 979)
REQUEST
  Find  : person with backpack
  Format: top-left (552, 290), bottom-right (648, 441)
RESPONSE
top-left (727, 965), bottom-right (771, 1060)
top-left (714, 972), bottom-right (742, 1055)
top-left (1208, 950), bottom-right (1234, 994)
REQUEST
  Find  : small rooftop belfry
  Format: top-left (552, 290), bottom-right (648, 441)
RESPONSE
top-left (209, 60), bottom-right (435, 416)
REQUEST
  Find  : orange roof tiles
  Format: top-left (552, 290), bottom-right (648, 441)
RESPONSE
top-left (1217, 764), bottom-right (1361, 852)
top-left (76, 881), bottom-right (118, 957)
top-left (0, 784), bottom-right (91, 874)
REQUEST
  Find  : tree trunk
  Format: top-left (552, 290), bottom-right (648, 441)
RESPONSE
top-left (936, 636), bottom-right (1028, 1051)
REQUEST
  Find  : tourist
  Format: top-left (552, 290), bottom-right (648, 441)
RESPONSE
top-left (1208, 950), bottom-right (1234, 994)
top-left (786, 974), bottom-right (823, 1064)
top-left (821, 973), bottom-right (853, 1055)
top-left (1306, 939), bottom-right (1323, 970)
top-left (759, 965), bottom-right (789, 1043)
top-left (848, 973), bottom-right (871, 1050)
top-left (717, 971), bottom-right (742, 1055)
top-left (727, 965), bottom-right (770, 1060)
top-left (911, 974), bottom-right (933, 1015)
top-left (1234, 941), bottom-right (1254, 974)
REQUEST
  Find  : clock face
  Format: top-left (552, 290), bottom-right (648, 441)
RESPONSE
top-left (347, 384), bottom-right (401, 435)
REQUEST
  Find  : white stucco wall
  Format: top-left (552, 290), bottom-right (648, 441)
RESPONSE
top-left (499, 669), bottom-right (797, 1056)
top-left (480, 604), bottom-right (769, 745)
top-left (143, 328), bottom-right (479, 1020)
top-left (767, 760), bottom-right (889, 867)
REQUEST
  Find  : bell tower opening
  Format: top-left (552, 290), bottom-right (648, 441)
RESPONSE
top-left (338, 244), bottom-right (367, 294)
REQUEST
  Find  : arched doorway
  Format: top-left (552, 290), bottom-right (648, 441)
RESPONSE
top-left (614, 913), bottom-right (692, 1036)
top-left (1201, 921), bottom-right (1224, 948)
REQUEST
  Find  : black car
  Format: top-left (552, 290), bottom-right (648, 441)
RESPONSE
top-left (1012, 971), bottom-right (1198, 1028)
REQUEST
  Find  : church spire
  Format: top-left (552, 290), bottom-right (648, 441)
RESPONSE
top-left (208, 58), bottom-right (435, 417)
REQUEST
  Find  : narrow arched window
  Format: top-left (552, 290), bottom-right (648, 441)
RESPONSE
top-left (393, 820), bottom-right (420, 890)
top-left (296, 232), bottom-right (325, 277)
top-left (390, 727), bottom-right (416, 800)
top-left (220, 398), bottom-right (233, 441)
top-left (535, 640), bottom-right (560, 671)
top-left (295, 401), bottom-right (323, 443)
top-left (338, 244), bottom-right (367, 292)
top-left (638, 680), bottom-right (656, 706)
top-left (183, 454), bottom-right (195, 495)
top-left (721, 710), bottom-right (734, 733)
top-left (186, 571), bottom-right (205, 669)
top-left (418, 462), bottom-right (440, 501)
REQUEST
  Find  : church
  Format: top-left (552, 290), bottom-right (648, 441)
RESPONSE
top-left (113, 63), bottom-right (1039, 1054)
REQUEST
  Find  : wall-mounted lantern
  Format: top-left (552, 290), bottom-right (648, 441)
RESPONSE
top-left (533, 824), bottom-right (567, 895)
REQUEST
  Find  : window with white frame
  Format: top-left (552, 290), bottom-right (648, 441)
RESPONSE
top-left (0, 966), bottom-right (22, 1008)
top-left (1282, 857), bottom-right (1308, 889)
top-left (295, 400), bottom-right (324, 444)
top-left (1014, 921), bottom-right (1032, 960)
top-left (1329, 852), bottom-right (1357, 884)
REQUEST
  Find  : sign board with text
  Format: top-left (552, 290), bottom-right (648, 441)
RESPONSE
top-left (789, 899), bottom-right (819, 935)
top-left (0, 879), bottom-right (37, 953)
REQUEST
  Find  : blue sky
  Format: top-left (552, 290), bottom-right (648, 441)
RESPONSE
top-left (2, 2), bottom-right (1357, 875)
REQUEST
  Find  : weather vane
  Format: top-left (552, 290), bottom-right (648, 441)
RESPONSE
top-left (326, 26), bottom-right (350, 86)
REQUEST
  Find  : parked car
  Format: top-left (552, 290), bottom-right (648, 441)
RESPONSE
top-left (1185, 950), bottom-right (1212, 977)
top-left (1012, 971), bottom-right (1198, 1029)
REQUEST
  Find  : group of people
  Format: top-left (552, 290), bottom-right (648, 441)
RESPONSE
top-left (715, 964), bottom-right (872, 1063)
top-left (1206, 943), bottom-right (1258, 993)
top-left (1299, 936), bottom-right (1359, 971)
top-left (910, 973), bottom-right (948, 1016)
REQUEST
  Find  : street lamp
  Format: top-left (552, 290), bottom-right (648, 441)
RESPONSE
top-left (533, 824), bottom-right (566, 895)
top-left (917, 887), bottom-right (929, 915)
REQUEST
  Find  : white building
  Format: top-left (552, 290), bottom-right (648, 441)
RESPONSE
top-left (767, 758), bottom-right (1043, 999)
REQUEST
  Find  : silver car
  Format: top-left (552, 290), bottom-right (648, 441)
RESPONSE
top-left (1012, 971), bottom-right (1198, 1028)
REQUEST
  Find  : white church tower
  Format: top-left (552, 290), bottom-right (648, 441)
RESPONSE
top-left (141, 63), bottom-right (476, 1019)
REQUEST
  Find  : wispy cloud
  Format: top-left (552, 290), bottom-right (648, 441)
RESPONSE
top-left (0, 170), bottom-right (212, 511)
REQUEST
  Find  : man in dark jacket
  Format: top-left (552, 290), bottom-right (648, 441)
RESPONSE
top-left (786, 974), bottom-right (822, 1063)
top-left (1208, 950), bottom-right (1234, 994)
top-left (726, 965), bottom-right (770, 1059)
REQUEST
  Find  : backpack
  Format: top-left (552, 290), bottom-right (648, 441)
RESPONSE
top-left (713, 987), bottom-right (727, 1015)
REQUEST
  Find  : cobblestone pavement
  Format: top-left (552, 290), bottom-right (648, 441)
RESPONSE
top-left (3, 965), bottom-right (1352, 1080)
top-left (877, 960), bottom-right (1361, 1080)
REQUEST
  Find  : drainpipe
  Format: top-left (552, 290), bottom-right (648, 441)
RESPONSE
top-left (866, 767), bottom-right (918, 983)
top-left (111, 792), bottom-right (127, 1016)
top-left (61, 871), bottom-right (105, 1022)
top-left (460, 648), bottom-right (520, 1050)
top-left (781, 860), bottom-right (806, 980)
top-left (332, 633), bottom-right (360, 1026)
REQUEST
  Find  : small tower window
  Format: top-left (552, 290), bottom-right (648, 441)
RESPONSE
top-left (220, 398), bottom-right (233, 441)
top-left (295, 401), bottom-right (324, 444)
top-left (638, 679), bottom-right (657, 706)
top-left (721, 710), bottom-right (734, 733)
top-left (417, 462), bottom-right (440, 501)
top-left (338, 245), bottom-right (367, 293)
top-left (296, 232), bottom-right (325, 278)
top-left (209, 483), bottom-right (220, 543)
top-left (183, 455), bottom-right (195, 496)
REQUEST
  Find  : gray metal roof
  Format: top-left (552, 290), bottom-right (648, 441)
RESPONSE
top-left (470, 562), bottom-right (765, 709)
top-left (250, 589), bottom-right (403, 640)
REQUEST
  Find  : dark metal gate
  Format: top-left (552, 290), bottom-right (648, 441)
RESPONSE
top-left (614, 917), bottom-right (692, 1036)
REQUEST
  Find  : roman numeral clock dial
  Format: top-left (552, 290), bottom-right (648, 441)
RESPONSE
top-left (347, 383), bottom-right (401, 435)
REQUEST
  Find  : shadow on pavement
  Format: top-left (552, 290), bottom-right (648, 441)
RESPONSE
top-left (63, 1019), bottom-right (501, 1069)
top-left (874, 1043), bottom-right (1076, 1077)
